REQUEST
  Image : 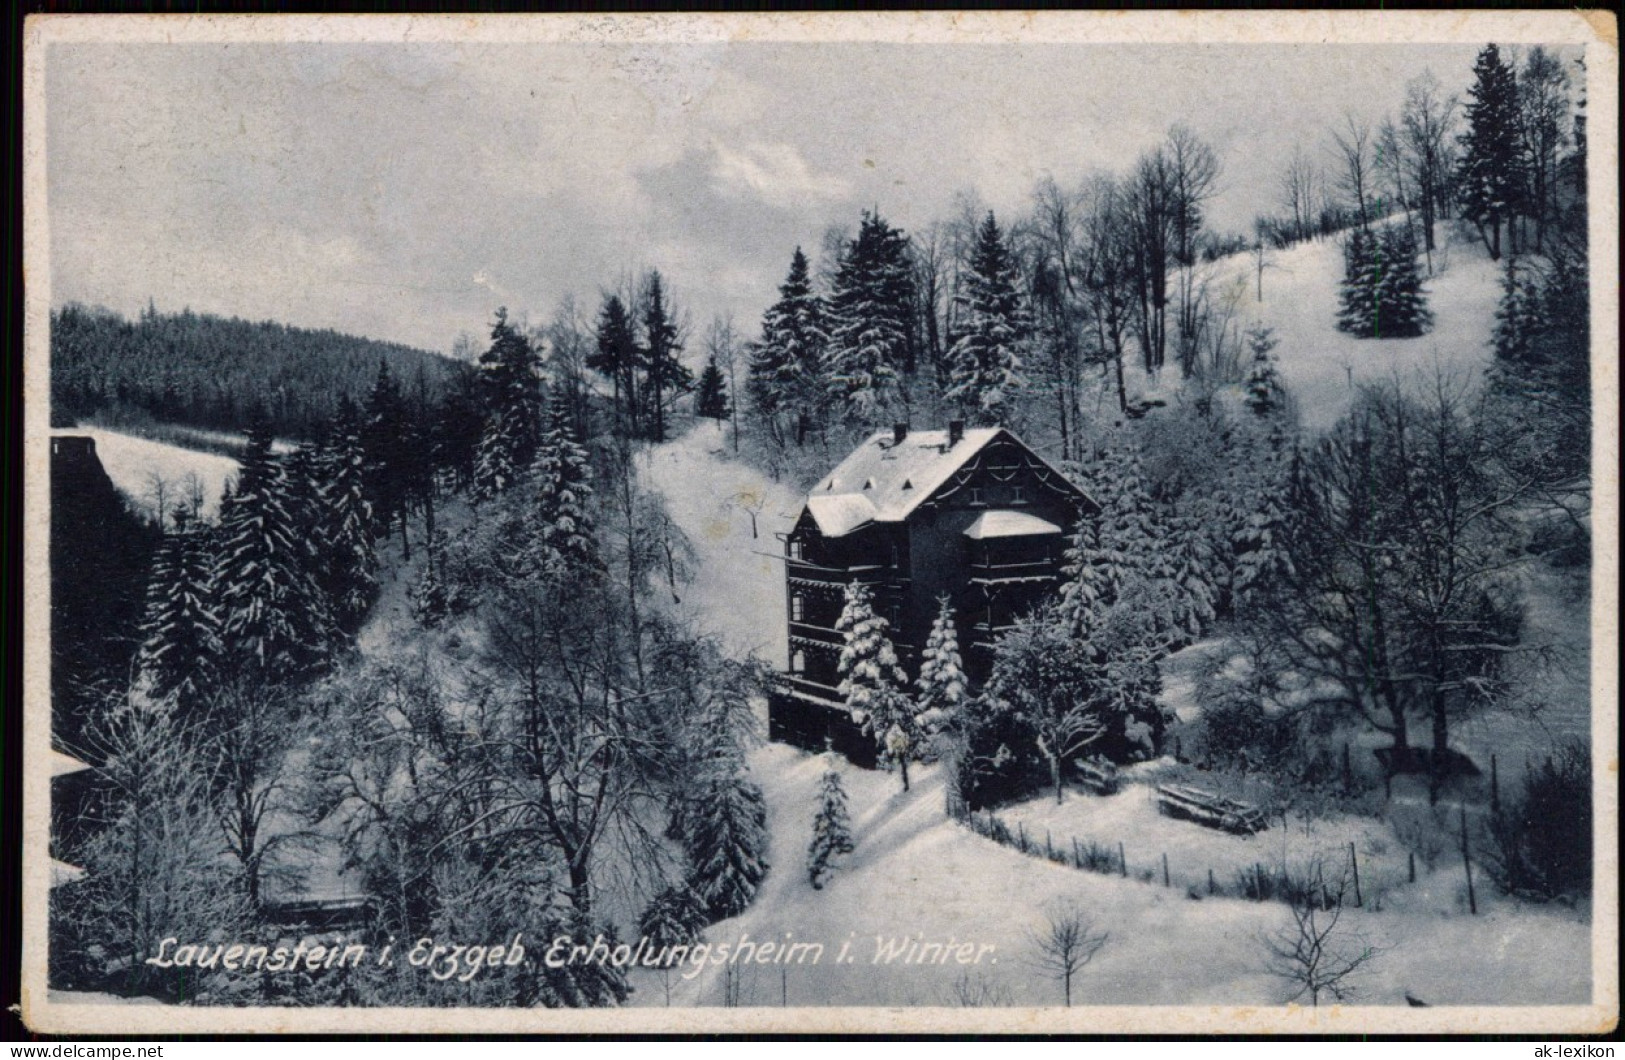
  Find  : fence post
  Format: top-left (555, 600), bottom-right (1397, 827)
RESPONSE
top-left (1208, 867), bottom-right (1216, 895)
top-left (1490, 754), bottom-right (1501, 820)
top-left (1073, 838), bottom-right (1082, 869)
top-left (1046, 830), bottom-right (1054, 859)
top-left (1409, 851), bottom-right (1416, 884)
top-left (1162, 852), bottom-right (1171, 887)
top-left (1119, 841), bottom-right (1127, 878)
top-left (1017, 821), bottom-right (1027, 853)
top-left (1349, 841), bottom-right (1363, 908)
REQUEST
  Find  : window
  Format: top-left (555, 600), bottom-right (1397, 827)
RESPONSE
top-left (789, 539), bottom-right (804, 560)
top-left (791, 594), bottom-right (805, 622)
top-left (792, 650), bottom-right (806, 674)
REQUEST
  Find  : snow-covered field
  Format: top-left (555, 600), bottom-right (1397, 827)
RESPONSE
top-left (1127, 228), bottom-right (1504, 434)
top-left (51, 426), bottom-right (240, 521)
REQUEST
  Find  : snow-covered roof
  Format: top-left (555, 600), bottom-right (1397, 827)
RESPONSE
top-left (803, 427), bottom-right (1006, 537)
top-left (963, 510), bottom-right (1062, 540)
top-left (806, 493), bottom-right (879, 538)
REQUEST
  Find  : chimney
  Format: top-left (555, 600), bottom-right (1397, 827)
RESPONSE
top-left (948, 420), bottom-right (964, 447)
top-left (893, 423), bottom-right (909, 445)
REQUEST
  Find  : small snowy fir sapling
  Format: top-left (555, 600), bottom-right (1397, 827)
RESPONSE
top-left (915, 596), bottom-right (969, 755)
top-left (806, 759), bottom-right (856, 890)
top-left (1242, 325), bottom-right (1286, 417)
top-left (836, 580), bottom-right (918, 791)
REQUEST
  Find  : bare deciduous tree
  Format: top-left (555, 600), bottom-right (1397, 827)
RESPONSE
top-left (1026, 899), bottom-right (1109, 1006)
top-left (1261, 862), bottom-right (1380, 1006)
top-left (1329, 113), bottom-right (1375, 226)
top-left (1278, 146), bottom-right (1322, 244)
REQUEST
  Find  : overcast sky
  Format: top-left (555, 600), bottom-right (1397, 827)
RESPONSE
top-left (46, 40), bottom-right (1498, 357)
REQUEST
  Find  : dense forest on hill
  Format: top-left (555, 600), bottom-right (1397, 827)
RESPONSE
top-left (50, 303), bottom-right (461, 440)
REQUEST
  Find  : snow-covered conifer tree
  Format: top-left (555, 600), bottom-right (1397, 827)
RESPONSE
top-left (946, 211), bottom-right (1028, 424)
top-left (136, 506), bottom-right (220, 711)
top-left (915, 596), bottom-right (968, 752)
top-left (806, 759), bottom-right (855, 890)
top-left (524, 393), bottom-right (600, 577)
top-left (695, 354), bottom-right (730, 422)
top-left (684, 764), bottom-right (770, 922)
top-left (825, 212), bottom-right (915, 421)
top-left (473, 308), bottom-right (544, 499)
top-left (1242, 326), bottom-right (1286, 417)
top-left (214, 420), bottom-right (335, 681)
top-left (836, 580), bottom-right (918, 791)
top-left (1335, 228), bottom-right (1378, 337)
top-left (749, 246), bottom-right (829, 439)
top-left (1373, 223), bottom-right (1433, 337)
top-left (316, 397), bottom-right (379, 632)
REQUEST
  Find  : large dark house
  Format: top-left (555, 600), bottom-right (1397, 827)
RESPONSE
top-left (769, 422), bottom-right (1094, 762)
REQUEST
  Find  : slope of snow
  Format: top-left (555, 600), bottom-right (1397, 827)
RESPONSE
top-left (630, 746), bottom-right (1588, 1008)
top-left (1127, 230), bottom-right (1505, 434)
top-left (52, 427), bottom-right (240, 522)
top-left (639, 423), bottom-right (805, 669)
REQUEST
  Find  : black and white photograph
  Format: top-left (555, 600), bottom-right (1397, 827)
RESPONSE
top-left (19, 11), bottom-right (1618, 1035)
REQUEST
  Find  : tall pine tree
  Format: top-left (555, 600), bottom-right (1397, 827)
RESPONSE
top-left (695, 355), bottom-right (730, 422)
top-left (214, 419), bottom-right (334, 682)
top-left (826, 211), bottom-right (916, 421)
top-left (135, 506), bottom-right (220, 712)
top-left (639, 271), bottom-right (691, 443)
top-left (588, 294), bottom-right (642, 439)
top-left (525, 393), bottom-right (601, 577)
top-left (473, 307), bottom-right (544, 498)
top-left (749, 246), bottom-right (829, 442)
top-left (1457, 43), bottom-right (1526, 260)
top-left (946, 211), bottom-right (1028, 424)
top-left (317, 395), bottom-right (379, 632)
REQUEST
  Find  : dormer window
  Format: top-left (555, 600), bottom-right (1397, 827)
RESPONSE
top-left (789, 539), bottom-right (804, 560)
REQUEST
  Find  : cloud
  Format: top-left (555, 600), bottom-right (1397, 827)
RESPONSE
top-left (711, 141), bottom-right (851, 209)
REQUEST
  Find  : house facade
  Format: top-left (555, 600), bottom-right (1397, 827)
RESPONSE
top-left (768, 422), bottom-right (1094, 763)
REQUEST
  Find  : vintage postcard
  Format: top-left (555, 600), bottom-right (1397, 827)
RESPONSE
top-left (20, 11), bottom-right (1618, 1036)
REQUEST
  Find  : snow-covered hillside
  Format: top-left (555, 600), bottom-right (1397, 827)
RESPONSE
top-left (632, 419), bottom-right (1590, 1010)
top-left (51, 427), bottom-right (240, 522)
top-left (638, 423), bottom-right (804, 670)
top-left (630, 748), bottom-right (1588, 1008)
top-left (1128, 231), bottom-right (1504, 433)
